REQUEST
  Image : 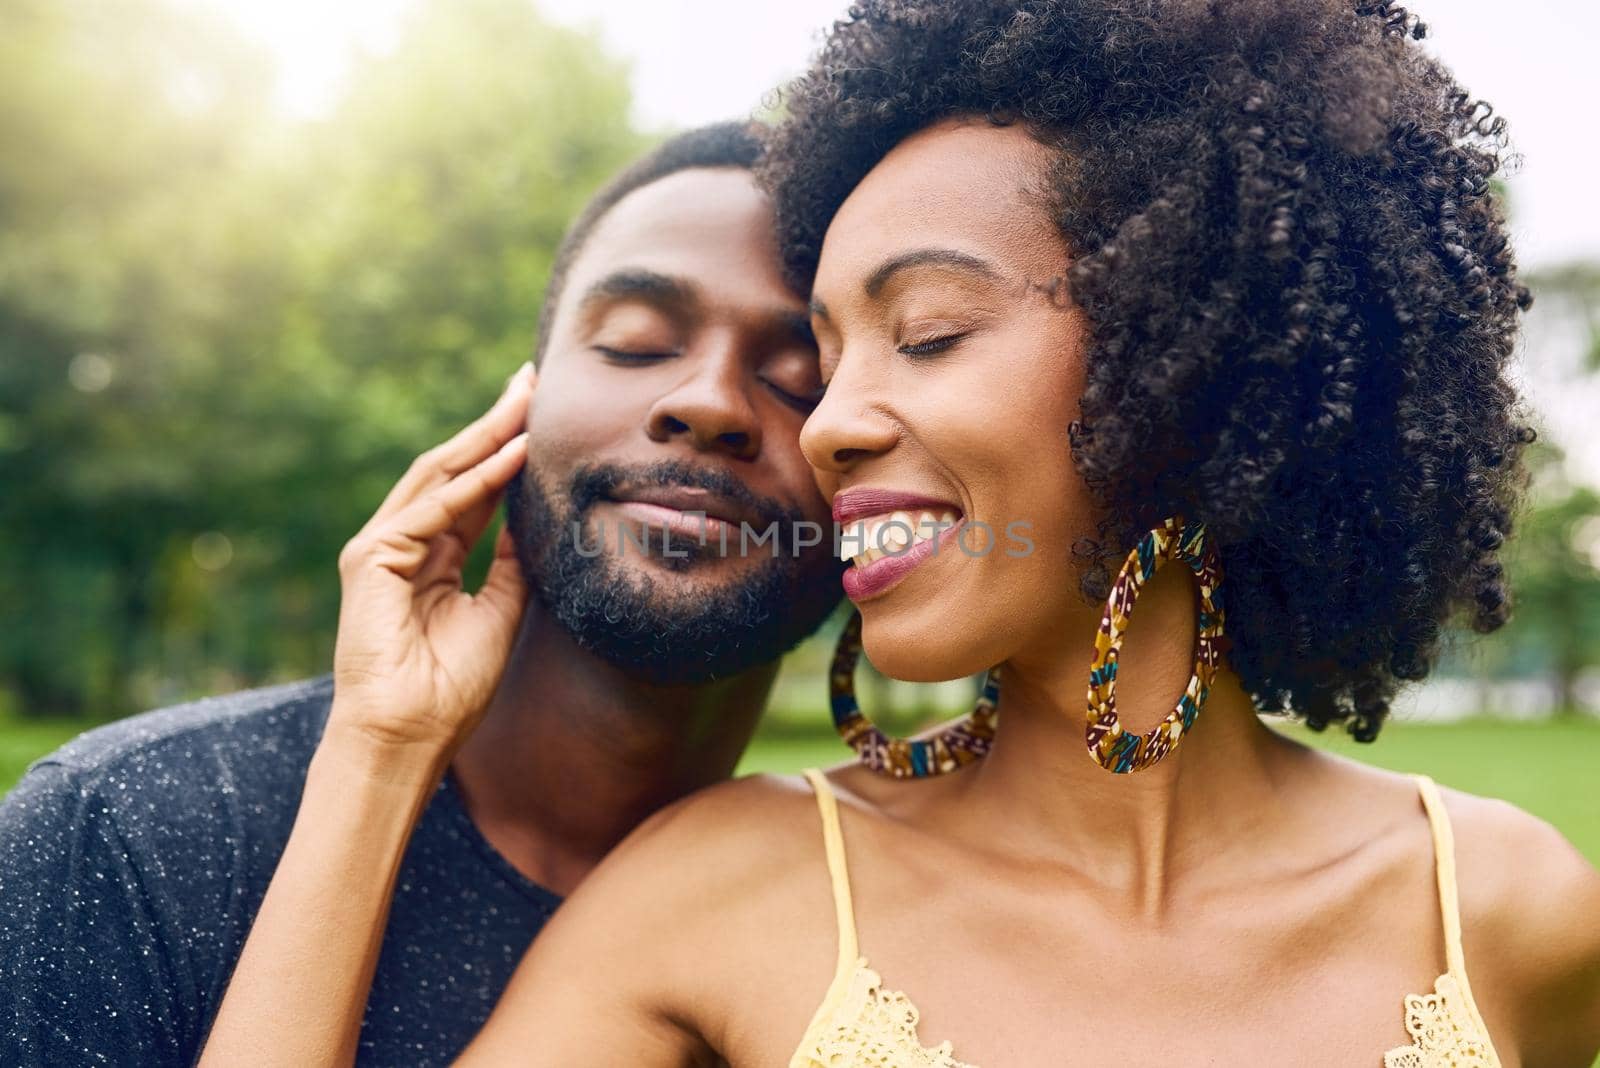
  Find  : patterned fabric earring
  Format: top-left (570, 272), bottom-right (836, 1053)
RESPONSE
top-left (830, 610), bottom-right (1000, 779)
top-left (1085, 515), bottom-right (1226, 774)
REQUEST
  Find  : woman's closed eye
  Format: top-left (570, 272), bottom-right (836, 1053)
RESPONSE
top-left (897, 331), bottom-right (969, 357)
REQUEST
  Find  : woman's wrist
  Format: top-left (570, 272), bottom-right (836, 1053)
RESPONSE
top-left (316, 708), bottom-right (456, 792)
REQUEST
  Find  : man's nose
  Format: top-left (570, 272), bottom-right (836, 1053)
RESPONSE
top-left (645, 340), bottom-right (762, 460)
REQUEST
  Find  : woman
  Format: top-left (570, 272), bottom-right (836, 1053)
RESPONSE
top-left (201, 1), bottom-right (1600, 1064)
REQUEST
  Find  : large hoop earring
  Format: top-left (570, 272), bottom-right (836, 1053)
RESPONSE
top-left (1085, 515), bottom-right (1226, 774)
top-left (830, 610), bottom-right (1000, 779)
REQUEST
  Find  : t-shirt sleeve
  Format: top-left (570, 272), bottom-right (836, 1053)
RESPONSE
top-left (0, 762), bottom-right (186, 1067)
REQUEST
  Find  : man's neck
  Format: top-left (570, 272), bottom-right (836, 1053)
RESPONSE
top-left (448, 602), bottom-right (778, 896)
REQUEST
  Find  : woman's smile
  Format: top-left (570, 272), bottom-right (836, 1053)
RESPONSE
top-left (830, 486), bottom-right (966, 601)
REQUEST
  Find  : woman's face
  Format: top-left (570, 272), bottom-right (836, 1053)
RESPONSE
top-left (801, 118), bottom-right (1097, 681)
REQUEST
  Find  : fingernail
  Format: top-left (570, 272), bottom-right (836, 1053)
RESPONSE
top-left (503, 361), bottom-right (533, 391)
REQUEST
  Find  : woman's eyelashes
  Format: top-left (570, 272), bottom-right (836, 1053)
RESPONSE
top-left (897, 331), bottom-right (969, 358)
top-left (810, 325), bottom-right (971, 381)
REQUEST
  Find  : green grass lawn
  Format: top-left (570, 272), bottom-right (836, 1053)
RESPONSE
top-left (0, 715), bottom-right (103, 796)
top-left (6, 711), bottom-right (1597, 865)
top-left (739, 717), bottom-right (1600, 866)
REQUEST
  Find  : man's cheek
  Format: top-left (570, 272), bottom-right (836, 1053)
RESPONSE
top-left (525, 407), bottom-right (592, 471)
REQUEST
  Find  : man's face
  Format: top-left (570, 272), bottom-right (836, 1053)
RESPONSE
top-left (505, 167), bottom-right (844, 684)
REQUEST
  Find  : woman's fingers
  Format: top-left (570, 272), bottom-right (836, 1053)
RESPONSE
top-left (431, 363), bottom-right (536, 479)
top-left (372, 431), bottom-right (530, 583)
top-left (372, 363), bottom-right (536, 525)
top-left (471, 524), bottom-right (529, 637)
top-left (409, 487), bottom-right (503, 595)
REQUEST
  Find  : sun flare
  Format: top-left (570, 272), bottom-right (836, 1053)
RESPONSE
top-left (188, 0), bottom-right (413, 117)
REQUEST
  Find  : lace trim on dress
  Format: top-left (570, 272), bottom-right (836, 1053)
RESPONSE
top-left (791, 956), bottom-right (973, 1068)
top-left (1382, 971), bottom-right (1500, 1068)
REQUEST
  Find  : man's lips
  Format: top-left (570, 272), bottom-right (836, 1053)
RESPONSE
top-left (832, 487), bottom-right (964, 525)
top-left (600, 484), bottom-right (769, 545)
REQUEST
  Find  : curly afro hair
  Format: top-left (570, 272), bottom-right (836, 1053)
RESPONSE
top-left (759, 0), bottom-right (1537, 740)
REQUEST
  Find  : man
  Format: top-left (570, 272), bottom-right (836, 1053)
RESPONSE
top-left (0, 121), bottom-right (844, 1066)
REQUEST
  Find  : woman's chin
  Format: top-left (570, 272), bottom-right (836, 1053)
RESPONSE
top-left (857, 614), bottom-right (999, 684)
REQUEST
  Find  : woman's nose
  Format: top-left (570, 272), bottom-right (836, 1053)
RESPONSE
top-left (799, 349), bottom-right (898, 474)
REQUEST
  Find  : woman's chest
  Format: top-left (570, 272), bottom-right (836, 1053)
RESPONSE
top-left (717, 873), bottom-right (1498, 1067)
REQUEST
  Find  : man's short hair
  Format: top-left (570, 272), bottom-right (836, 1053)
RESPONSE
top-left (532, 120), bottom-right (766, 362)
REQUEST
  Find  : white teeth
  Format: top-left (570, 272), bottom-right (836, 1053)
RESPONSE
top-left (882, 511), bottom-right (912, 549)
top-left (836, 522), bottom-right (866, 560)
top-left (843, 508), bottom-right (962, 568)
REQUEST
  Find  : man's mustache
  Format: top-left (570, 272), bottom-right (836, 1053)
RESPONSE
top-left (567, 460), bottom-right (799, 539)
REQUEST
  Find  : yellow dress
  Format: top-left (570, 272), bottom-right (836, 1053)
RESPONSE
top-left (788, 768), bottom-right (1502, 1068)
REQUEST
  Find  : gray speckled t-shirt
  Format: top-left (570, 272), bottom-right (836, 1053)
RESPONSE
top-left (0, 675), bottom-right (562, 1067)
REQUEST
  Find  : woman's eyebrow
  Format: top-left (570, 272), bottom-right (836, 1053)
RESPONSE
top-left (863, 248), bottom-right (1002, 297)
top-left (808, 249), bottom-right (1000, 324)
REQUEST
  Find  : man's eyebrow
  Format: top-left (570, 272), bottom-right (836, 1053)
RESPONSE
top-left (577, 268), bottom-right (697, 313)
top-left (863, 248), bottom-right (1001, 297)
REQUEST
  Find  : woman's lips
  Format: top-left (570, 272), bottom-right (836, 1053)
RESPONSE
top-left (833, 487), bottom-right (963, 525)
top-left (842, 519), bottom-right (967, 602)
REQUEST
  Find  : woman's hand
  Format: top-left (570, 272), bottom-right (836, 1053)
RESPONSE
top-left (198, 362), bottom-right (539, 1068)
top-left (328, 360), bottom-right (537, 768)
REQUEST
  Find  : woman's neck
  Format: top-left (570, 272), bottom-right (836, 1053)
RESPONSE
top-left (959, 558), bottom-right (1301, 918)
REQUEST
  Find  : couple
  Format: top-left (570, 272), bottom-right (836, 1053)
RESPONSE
top-left (6, 0), bottom-right (1600, 1065)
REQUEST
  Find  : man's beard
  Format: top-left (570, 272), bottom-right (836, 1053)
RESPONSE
top-left (504, 457), bottom-right (843, 686)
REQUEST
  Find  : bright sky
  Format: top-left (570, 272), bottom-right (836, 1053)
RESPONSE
top-left (198, 0), bottom-right (1600, 483)
top-left (198, 0), bottom-right (1599, 267)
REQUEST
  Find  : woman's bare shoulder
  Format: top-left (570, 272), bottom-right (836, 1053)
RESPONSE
top-left (478, 771), bottom-right (841, 1054)
top-left (555, 770), bottom-right (838, 935)
top-left (622, 770), bottom-right (832, 864)
top-left (1435, 782), bottom-right (1600, 1066)
top-left (1270, 744), bottom-right (1599, 1061)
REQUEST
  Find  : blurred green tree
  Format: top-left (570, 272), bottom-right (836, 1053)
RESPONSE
top-left (1502, 476), bottom-right (1600, 715)
top-left (0, 0), bottom-right (646, 717)
top-left (1485, 267), bottom-right (1600, 716)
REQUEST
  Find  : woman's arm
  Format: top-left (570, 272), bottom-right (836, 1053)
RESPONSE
top-left (451, 801), bottom-right (723, 1067)
top-left (197, 724), bottom-right (447, 1065)
top-left (448, 774), bottom-right (831, 1068)
top-left (197, 363), bottom-right (537, 1068)
top-left (1499, 819), bottom-right (1600, 1067)
top-left (1450, 790), bottom-right (1600, 1068)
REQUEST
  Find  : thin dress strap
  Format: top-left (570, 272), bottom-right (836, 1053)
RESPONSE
top-left (1411, 771), bottom-right (1500, 1056)
top-left (1411, 773), bottom-right (1468, 977)
top-left (801, 768), bottom-right (860, 972)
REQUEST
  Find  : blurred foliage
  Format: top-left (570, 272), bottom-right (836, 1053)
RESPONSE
top-left (1485, 445), bottom-right (1600, 714)
top-left (0, 0), bottom-right (646, 717)
top-left (1530, 262), bottom-right (1600, 373)
top-left (0, 0), bottom-right (1598, 723)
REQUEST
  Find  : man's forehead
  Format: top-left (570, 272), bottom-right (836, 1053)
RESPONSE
top-left (561, 168), bottom-right (797, 311)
